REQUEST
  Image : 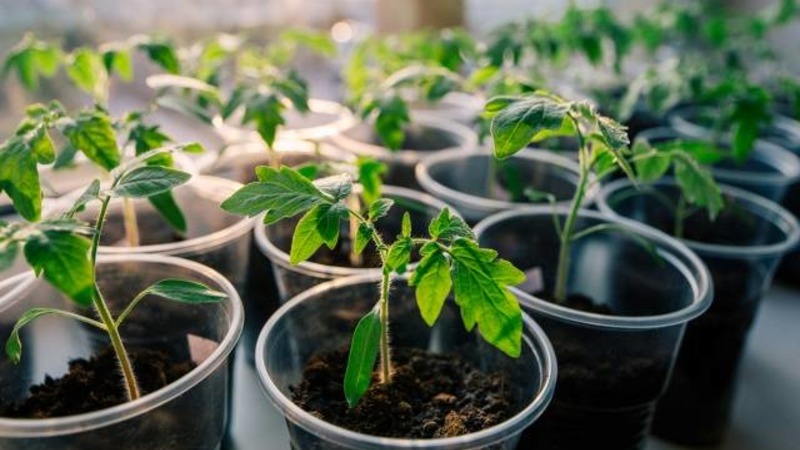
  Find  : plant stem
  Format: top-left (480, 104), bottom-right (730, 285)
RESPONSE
top-left (378, 269), bottom-right (392, 383)
top-left (347, 195), bottom-right (363, 267)
top-left (92, 191), bottom-right (141, 401)
top-left (674, 194), bottom-right (687, 239)
top-left (121, 197), bottom-right (140, 247)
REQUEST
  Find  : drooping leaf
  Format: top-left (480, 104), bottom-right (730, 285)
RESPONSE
top-left (23, 230), bottom-right (94, 306)
top-left (102, 46), bottom-right (134, 81)
top-left (148, 191), bottom-right (187, 233)
top-left (409, 247), bottom-right (452, 326)
top-left (450, 238), bottom-right (523, 357)
top-left (111, 166), bottom-right (191, 198)
top-left (1, 34), bottom-right (61, 90)
top-left (140, 278), bottom-right (227, 303)
top-left (221, 166), bottom-right (327, 223)
top-left (357, 157), bottom-right (386, 205)
top-left (64, 179), bottom-right (101, 219)
top-left (136, 38), bottom-right (181, 74)
top-left (673, 155), bottom-right (725, 220)
top-left (0, 138), bottom-right (42, 221)
top-left (343, 308), bottom-right (381, 407)
top-left (6, 308), bottom-right (63, 364)
top-left (632, 141), bottom-right (671, 183)
top-left (65, 48), bottom-right (108, 100)
top-left (59, 110), bottom-right (121, 171)
top-left (242, 92), bottom-right (285, 148)
top-left (488, 94), bottom-right (570, 158)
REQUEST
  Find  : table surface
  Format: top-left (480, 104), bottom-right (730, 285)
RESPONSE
top-left (222, 283), bottom-right (800, 450)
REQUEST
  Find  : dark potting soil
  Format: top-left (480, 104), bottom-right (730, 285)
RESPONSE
top-left (535, 291), bottom-right (616, 315)
top-left (0, 347), bottom-right (194, 418)
top-left (100, 209), bottom-right (185, 247)
top-left (290, 348), bottom-right (514, 439)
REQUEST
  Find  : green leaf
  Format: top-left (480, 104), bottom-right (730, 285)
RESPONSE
top-left (386, 237), bottom-right (412, 273)
top-left (275, 71), bottom-right (310, 113)
top-left (429, 208), bottom-right (474, 241)
top-left (0, 241), bottom-right (19, 272)
top-left (64, 179), bottom-right (101, 219)
top-left (401, 211), bottom-right (411, 237)
top-left (450, 239), bottom-right (523, 357)
top-left (128, 123), bottom-right (173, 166)
top-left (243, 93), bottom-right (285, 148)
top-left (289, 203), bottom-right (347, 265)
top-left (409, 247), bottom-right (452, 326)
top-left (137, 38), bottom-right (180, 73)
top-left (315, 174), bottom-right (353, 202)
top-left (53, 143), bottom-right (78, 169)
top-left (357, 157), bottom-right (386, 205)
top-left (0, 138), bottom-right (42, 221)
top-left (489, 95), bottom-right (570, 158)
top-left (674, 156), bottom-right (724, 220)
top-left (112, 166), bottom-right (191, 198)
top-left (596, 115), bottom-right (630, 149)
top-left (221, 166), bottom-right (327, 223)
top-left (368, 198), bottom-right (394, 221)
top-left (140, 278), bottom-right (227, 303)
top-left (148, 191), bottom-right (187, 233)
top-left (280, 28), bottom-right (337, 56)
top-left (731, 119), bottom-right (759, 165)
top-left (60, 110), bottom-right (121, 171)
top-left (355, 222), bottom-right (372, 255)
top-left (6, 308), bottom-right (61, 364)
top-left (102, 47), bottom-right (133, 81)
top-left (344, 308), bottom-right (381, 407)
top-left (374, 95), bottom-right (409, 151)
top-left (28, 125), bottom-right (55, 164)
top-left (633, 141), bottom-right (671, 183)
top-left (66, 48), bottom-right (108, 100)
top-left (1, 34), bottom-right (61, 90)
top-left (24, 230), bottom-right (94, 306)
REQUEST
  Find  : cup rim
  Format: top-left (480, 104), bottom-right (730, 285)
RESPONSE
top-left (473, 206), bottom-right (713, 330)
top-left (195, 140), bottom-right (352, 176)
top-left (0, 253), bottom-right (244, 437)
top-left (57, 175), bottom-right (256, 256)
top-left (329, 113), bottom-right (479, 165)
top-left (415, 147), bottom-right (596, 212)
top-left (254, 184), bottom-right (456, 279)
top-left (662, 112), bottom-right (800, 185)
top-left (255, 273), bottom-right (557, 449)
top-left (597, 177), bottom-right (800, 259)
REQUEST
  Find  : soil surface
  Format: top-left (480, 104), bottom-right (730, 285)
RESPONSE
top-left (1, 347), bottom-right (195, 418)
top-left (100, 210), bottom-right (185, 247)
top-left (290, 347), bottom-right (514, 439)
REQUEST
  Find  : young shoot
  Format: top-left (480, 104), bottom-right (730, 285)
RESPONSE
top-left (221, 165), bottom-right (524, 406)
top-left (484, 91), bottom-right (722, 302)
top-left (0, 125), bottom-right (224, 402)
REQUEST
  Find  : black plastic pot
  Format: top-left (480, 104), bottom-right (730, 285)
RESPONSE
top-left (474, 208), bottom-right (712, 450)
top-left (598, 178), bottom-right (800, 445)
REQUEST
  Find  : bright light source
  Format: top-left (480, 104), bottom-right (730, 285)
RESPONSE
top-left (331, 21), bottom-right (354, 43)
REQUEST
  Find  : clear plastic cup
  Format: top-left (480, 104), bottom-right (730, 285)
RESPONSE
top-left (214, 98), bottom-right (356, 146)
top-left (474, 207), bottom-right (712, 450)
top-left (416, 148), bottom-right (595, 224)
top-left (637, 126), bottom-right (800, 202)
top-left (329, 113), bottom-right (478, 189)
top-left (408, 91), bottom-right (484, 126)
top-left (255, 274), bottom-right (557, 450)
top-left (0, 254), bottom-right (243, 449)
top-left (597, 178), bottom-right (800, 445)
top-left (254, 185), bottom-right (453, 302)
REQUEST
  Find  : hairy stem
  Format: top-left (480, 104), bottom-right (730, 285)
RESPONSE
top-left (92, 190), bottom-right (141, 401)
top-left (347, 195), bottom-right (363, 267)
top-left (121, 197), bottom-right (140, 247)
top-left (378, 269), bottom-right (392, 383)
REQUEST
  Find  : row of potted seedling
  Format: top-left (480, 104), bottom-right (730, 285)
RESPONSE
top-left (2, 7), bottom-right (800, 449)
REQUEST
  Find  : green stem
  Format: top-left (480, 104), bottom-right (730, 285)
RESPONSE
top-left (378, 269), bottom-right (392, 383)
top-left (92, 190), bottom-right (141, 401)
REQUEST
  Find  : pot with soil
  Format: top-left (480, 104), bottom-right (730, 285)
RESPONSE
top-left (0, 253), bottom-right (243, 449)
top-left (416, 148), bottom-right (595, 224)
top-left (215, 98), bottom-right (356, 147)
top-left (637, 127), bottom-right (800, 203)
top-left (254, 185), bottom-right (453, 301)
top-left (255, 274), bottom-right (557, 449)
top-left (329, 113), bottom-right (478, 189)
top-left (474, 207), bottom-right (712, 450)
top-left (597, 178), bottom-right (800, 446)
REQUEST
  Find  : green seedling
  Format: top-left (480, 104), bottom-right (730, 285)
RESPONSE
top-left (221, 165), bottom-right (524, 407)
top-left (484, 90), bottom-right (722, 302)
top-left (0, 109), bottom-right (222, 401)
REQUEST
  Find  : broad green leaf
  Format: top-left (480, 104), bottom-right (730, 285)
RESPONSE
top-left (386, 237), bottom-right (412, 273)
top-left (0, 138), bottom-right (42, 221)
top-left (141, 278), bottom-right (227, 303)
top-left (66, 48), bottom-right (108, 100)
top-left (221, 166), bottom-right (327, 223)
top-left (112, 166), bottom-right (190, 198)
top-left (357, 157), bottom-right (386, 205)
top-left (128, 123), bottom-right (173, 166)
top-left (368, 198), bottom-right (394, 221)
top-left (632, 141), bottom-right (671, 183)
top-left (355, 222), bottom-right (372, 255)
top-left (23, 230), bottom-right (94, 306)
top-left (53, 143), bottom-right (78, 169)
top-left (489, 95), bottom-right (570, 158)
top-left (409, 247), bottom-right (452, 326)
top-left (731, 120), bottom-right (758, 165)
top-left (428, 208), bottom-right (474, 241)
top-left (275, 71), bottom-right (310, 113)
top-left (60, 110), bottom-right (121, 171)
top-left (6, 308), bottom-right (61, 364)
top-left (450, 238), bottom-right (523, 357)
top-left (102, 47), bottom-right (133, 81)
top-left (595, 115), bottom-right (630, 149)
top-left (374, 95), bottom-right (409, 151)
top-left (315, 174), bottom-right (353, 202)
top-left (64, 179), bottom-right (101, 219)
top-left (401, 211), bottom-right (411, 237)
top-left (344, 308), bottom-right (381, 407)
top-left (1, 34), bottom-right (61, 90)
top-left (148, 191), bottom-right (187, 233)
top-left (27, 125), bottom-right (55, 164)
top-left (243, 93), bottom-right (285, 148)
top-left (137, 38), bottom-right (180, 73)
top-left (674, 156), bottom-right (724, 220)
top-left (289, 203), bottom-right (346, 265)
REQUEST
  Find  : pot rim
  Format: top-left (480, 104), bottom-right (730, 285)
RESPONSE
top-left (195, 140), bottom-right (351, 175)
top-left (415, 147), bottom-right (596, 212)
top-left (639, 125), bottom-right (800, 186)
top-left (254, 184), bottom-right (455, 279)
top-left (58, 175), bottom-right (256, 256)
top-left (329, 113), bottom-right (479, 165)
top-left (0, 253), bottom-right (244, 437)
top-left (597, 177), bottom-right (800, 259)
top-left (215, 98), bottom-right (357, 145)
top-left (473, 206), bottom-right (713, 330)
top-left (255, 273), bottom-right (557, 449)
